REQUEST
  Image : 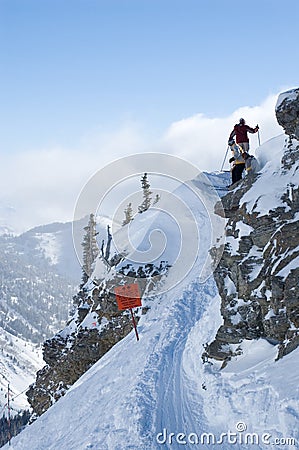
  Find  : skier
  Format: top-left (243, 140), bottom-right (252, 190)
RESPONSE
top-left (228, 139), bottom-right (245, 184)
top-left (242, 152), bottom-right (260, 175)
top-left (229, 118), bottom-right (259, 153)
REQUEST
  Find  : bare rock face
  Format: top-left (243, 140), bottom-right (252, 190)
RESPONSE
top-left (204, 89), bottom-right (299, 364)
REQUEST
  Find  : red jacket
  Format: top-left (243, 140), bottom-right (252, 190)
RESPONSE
top-left (230, 123), bottom-right (256, 143)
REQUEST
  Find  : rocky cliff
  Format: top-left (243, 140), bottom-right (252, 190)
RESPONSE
top-left (27, 88), bottom-right (299, 417)
top-left (205, 88), bottom-right (299, 364)
top-left (26, 255), bottom-right (166, 417)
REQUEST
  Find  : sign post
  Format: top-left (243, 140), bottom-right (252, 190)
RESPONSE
top-left (115, 283), bottom-right (142, 341)
top-left (129, 307), bottom-right (139, 341)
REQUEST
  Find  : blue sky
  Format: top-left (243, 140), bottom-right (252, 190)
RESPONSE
top-left (1, 0), bottom-right (298, 152)
top-left (0, 0), bottom-right (298, 230)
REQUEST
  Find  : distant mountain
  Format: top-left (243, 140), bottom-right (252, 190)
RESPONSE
top-left (0, 228), bottom-right (79, 344)
top-left (0, 328), bottom-right (42, 412)
top-left (19, 221), bottom-right (82, 282)
top-left (0, 220), bottom-right (83, 419)
top-left (0, 204), bottom-right (17, 236)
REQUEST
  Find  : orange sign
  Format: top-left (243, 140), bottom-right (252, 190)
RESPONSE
top-left (115, 283), bottom-right (142, 310)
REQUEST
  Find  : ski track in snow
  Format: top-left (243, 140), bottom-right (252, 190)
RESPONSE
top-left (134, 280), bottom-right (217, 449)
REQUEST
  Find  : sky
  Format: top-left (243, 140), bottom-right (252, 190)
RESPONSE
top-left (0, 0), bottom-right (298, 232)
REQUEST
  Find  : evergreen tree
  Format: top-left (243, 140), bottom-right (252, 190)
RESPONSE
top-left (0, 410), bottom-right (31, 447)
top-left (122, 202), bottom-right (134, 226)
top-left (138, 173), bottom-right (152, 213)
top-left (81, 214), bottom-right (99, 284)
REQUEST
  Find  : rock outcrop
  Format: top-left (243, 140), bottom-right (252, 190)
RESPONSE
top-left (276, 88), bottom-right (299, 139)
top-left (204, 88), bottom-right (299, 364)
top-left (27, 260), bottom-right (167, 417)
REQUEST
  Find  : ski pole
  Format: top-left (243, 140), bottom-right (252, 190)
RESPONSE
top-left (258, 130), bottom-right (261, 146)
top-left (257, 125), bottom-right (261, 146)
top-left (220, 145), bottom-right (229, 172)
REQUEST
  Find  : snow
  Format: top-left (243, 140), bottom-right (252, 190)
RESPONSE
top-left (224, 274), bottom-right (236, 295)
top-left (7, 281), bottom-right (298, 450)
top-left (93, 256), bottom-right (111, 280)
top-left (230, 312), bottom-right (242, 325)
top-left (194, 297), bottom-right (299, 449)
top-left (203, 170), bottom-right (231, 196)
top-left (57, 317), bottom-right (78, 340)
top-left (275, 88), bottom-right (299, 110)
top-left (0, 329), bottom-right (43, 413)
top-left (80, 311), bottom-right (109, 332)
top-left (4, 158), bottom-right (299, 450)
top-left (255, 134), bottom-right (285, 169)
top-left (269, 244), bottom-right (299, 279)
top-left (94, 170), bottom-right (227, 295)
top-left (265, 309), bottom-right (276, 320)
top-left (241, 135), bottom-right (299, 217)
top-left (35, 232), bottom-right (61, 265)
top-left (226, 235), bottom-right (239, 256)
top-left (224, 224), bottom-right (254, 259)
top-left (235, 220), bottom-right (254, 237)
top-left (277, 255), bottom-right (299, 279)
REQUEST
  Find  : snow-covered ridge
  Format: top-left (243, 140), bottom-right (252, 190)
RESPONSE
top-left (25, 169), bottom-right (228, 418)
top-left (4, 89), bottom-right (299, 449)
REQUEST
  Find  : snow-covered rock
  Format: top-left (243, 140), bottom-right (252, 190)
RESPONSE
top-left (276, 87), bottom-right (299, 139)
top-left (205, 89), bottom-right (299, 362)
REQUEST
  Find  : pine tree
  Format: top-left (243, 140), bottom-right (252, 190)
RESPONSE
top-left (122, 202), bottom-right (134, 226)
top-left (81, 213), bottom-right (99, 284)
top-left (138, 173), bottom-right (152, 213)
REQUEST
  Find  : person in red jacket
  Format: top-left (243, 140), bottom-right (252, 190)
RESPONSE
top-left (229, 118), bottom-right (259, 153)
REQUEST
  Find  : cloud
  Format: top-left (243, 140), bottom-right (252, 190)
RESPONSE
top-left (0, 123), bottom-right (148, 233)
top-left (161, 93), bottom-right (283, 171)
top-left (0, 92), bottom-right (284, 233)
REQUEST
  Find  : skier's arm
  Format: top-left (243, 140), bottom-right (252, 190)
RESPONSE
top-left (247, 125), bottom-right (259, 133)
top-left (228, 129), bottom-right (236, 141)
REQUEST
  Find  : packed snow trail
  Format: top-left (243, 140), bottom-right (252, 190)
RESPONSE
top-left (132, 279), bottom-right (218, 449)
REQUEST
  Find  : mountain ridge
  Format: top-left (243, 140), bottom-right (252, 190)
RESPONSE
top-left (3, 88), bottom-right (299, 449)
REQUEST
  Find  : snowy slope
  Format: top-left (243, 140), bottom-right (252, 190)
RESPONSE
top-left (242, 134), bottom-right (299, 216)
top-left (20, 221), bottom-right (82, 282)
top-left (5, 160), bottom-right (299, 450)
top-left (0, 221), bottom-right (81, 417)
top-left (5, 281), bottom-right (298, 450)
top-left (0, 329), bottom-right (43, 412)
